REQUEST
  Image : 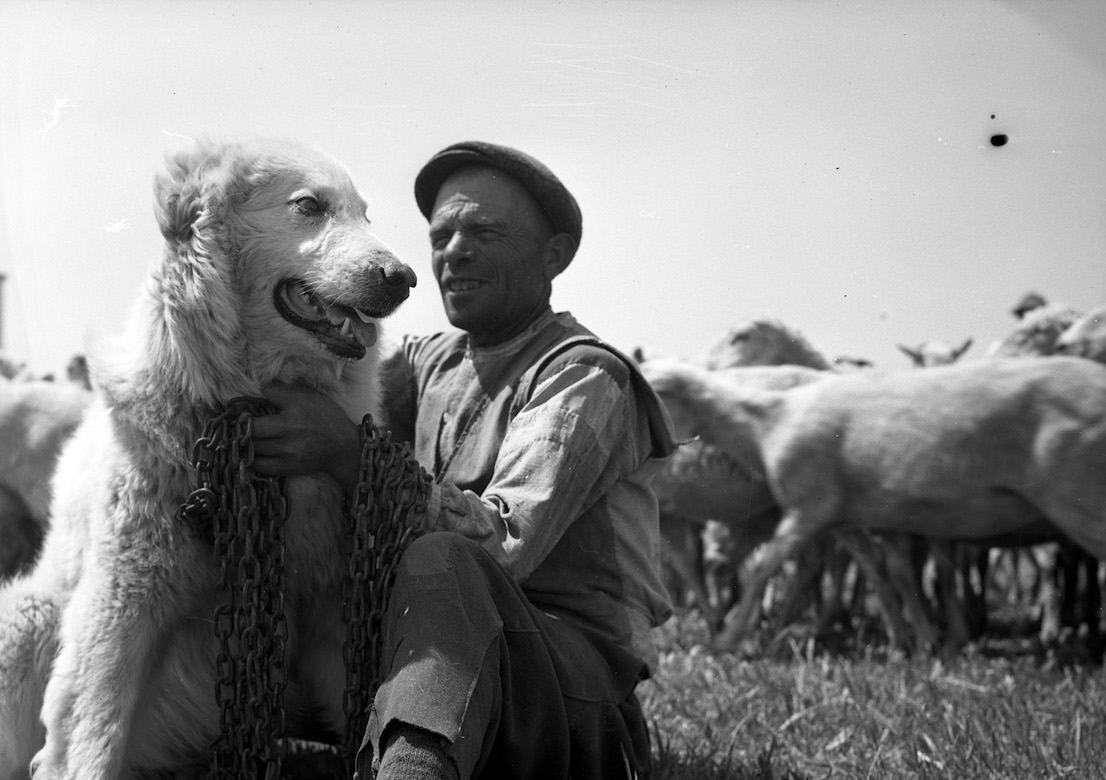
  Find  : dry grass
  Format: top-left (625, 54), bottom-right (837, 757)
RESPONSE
top-left (643, 613), bottom-right (1106, 779)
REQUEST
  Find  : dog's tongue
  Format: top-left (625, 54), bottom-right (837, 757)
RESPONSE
top-left (355, 320), bottom-right (377, 348)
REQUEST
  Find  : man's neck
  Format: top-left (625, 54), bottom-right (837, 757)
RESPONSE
top-left (467, 307), bottom-right (556, 350)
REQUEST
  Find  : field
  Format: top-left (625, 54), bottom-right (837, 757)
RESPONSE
top-left (642, 613), bottom-right (1106, 780)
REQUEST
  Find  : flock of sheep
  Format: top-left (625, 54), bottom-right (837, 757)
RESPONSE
top-left (644, 292), bottom-right (1106, 657)
top-left (2, 293), bottom-right (1106, 661)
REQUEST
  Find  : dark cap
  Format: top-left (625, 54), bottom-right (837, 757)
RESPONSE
top-left (1012, 291), bottom-right (1047, 318)
top-left (414, 141), bottom-right (582, 250)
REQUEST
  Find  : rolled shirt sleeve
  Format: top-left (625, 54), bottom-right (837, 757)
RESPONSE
top-left (424, 361), bottom-right (632, 581)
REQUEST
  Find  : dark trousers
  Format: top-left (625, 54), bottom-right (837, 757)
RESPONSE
top-left (356, 532), bottom-right (651, 780)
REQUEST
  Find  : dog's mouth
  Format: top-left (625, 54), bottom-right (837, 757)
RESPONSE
top-left (274, 279), bottom-right (379, 360)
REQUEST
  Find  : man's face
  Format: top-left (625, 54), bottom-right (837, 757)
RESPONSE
top-left (428, 166), bottom-right (556, 347)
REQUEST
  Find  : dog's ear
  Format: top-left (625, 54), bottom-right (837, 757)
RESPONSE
top-left (149, 142), bottom-right (251, 401)
top-left (154, 144), bottom-right (233, 245)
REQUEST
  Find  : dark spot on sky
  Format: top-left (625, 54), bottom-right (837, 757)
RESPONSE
top-left (990, 134), bottom-right (1008, 147)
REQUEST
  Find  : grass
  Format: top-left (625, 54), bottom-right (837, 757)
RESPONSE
top-left (642, 613), bottom-right (1106, 779)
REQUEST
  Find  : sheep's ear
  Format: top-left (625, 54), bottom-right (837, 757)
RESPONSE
top-left (898, 344), bottom-right (922, 364)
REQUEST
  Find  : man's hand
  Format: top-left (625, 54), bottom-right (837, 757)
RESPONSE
top-left (250, 383), bottom-right (362, 493)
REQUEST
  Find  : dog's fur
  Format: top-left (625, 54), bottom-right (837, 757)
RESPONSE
top-left (0, 138), bottom-right (416, 779)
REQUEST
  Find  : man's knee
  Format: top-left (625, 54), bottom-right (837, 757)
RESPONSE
top-left (399, 531), bottom-right (487, 579)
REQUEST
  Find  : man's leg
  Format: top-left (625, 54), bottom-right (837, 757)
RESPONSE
top-left (358, 532), bottom-right (644, 779)
top-left (375, 725), bottom-right (458, 780)
top-left (358, 532), bottom-right (569, 779)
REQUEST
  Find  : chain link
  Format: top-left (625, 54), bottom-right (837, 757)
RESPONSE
top-left (178, 397), bottom-right (288, 780)
top-left (177, 401), bottom-right (429, 780)
top-left (341, 415), bottom-right (431, 773)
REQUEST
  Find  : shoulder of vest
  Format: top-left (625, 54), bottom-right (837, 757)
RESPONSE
top-left (523, 335), bottom-right (634, 394)
top-left (516, 334), bottom-right (678, 458)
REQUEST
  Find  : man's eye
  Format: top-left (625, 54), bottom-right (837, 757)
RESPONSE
top-left (293, 197), bottom-right (321, 215)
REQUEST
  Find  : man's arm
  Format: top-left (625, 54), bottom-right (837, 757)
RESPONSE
top-left (250, 336), bottom-right (421, 491)
top-left (425, 351), bottom-right (647, 580)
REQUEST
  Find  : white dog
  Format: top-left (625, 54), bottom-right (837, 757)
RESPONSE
top-left (0, 138), bottom-right (416, 779)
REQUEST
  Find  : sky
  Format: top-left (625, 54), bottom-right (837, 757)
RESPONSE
top-left (1, 0), bottom-right (1104, 378)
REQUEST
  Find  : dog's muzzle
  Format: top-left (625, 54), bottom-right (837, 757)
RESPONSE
top-left (274, 279), bottom-right (380, 360)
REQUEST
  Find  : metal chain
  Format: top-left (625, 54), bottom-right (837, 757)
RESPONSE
top-left (177, 402), bottom-right (430, 780)
top-left (341, 415), bottom-right (431, 773)
top-left (178, 397), bottom-right (289, 780)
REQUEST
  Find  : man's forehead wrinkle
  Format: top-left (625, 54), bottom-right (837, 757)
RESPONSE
top-left (433, 205), bottom-right (509, 235)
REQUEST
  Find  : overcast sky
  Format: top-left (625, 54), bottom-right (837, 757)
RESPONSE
top-left (2, 0), bottom-right (1104, 377)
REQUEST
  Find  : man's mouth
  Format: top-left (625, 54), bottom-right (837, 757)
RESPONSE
top-left (445, 278), bottom-right (485, 293)
top-left (273, 278), bottom-right (378, 360)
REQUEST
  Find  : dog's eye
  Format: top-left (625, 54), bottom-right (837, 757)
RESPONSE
top-left (293, 197), bottom-right (322, 216)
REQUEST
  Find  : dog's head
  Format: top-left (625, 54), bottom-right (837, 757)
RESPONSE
top-left (148, 138), bottom-right (416, 401)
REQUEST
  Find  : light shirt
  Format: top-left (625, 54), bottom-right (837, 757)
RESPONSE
top-left (382, 310), bottom-right (675, 669)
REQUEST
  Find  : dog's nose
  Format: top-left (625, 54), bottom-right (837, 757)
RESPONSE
top-left (382, 261), bottom-right (418, 290)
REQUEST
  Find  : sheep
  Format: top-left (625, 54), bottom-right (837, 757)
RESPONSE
top-left (897, 338), bottom-right (973, 367)
top-left (0, 378), bottom-right (91, 579)
top-left (984, 298), bottom-right (1103, 646)
top-left (652, 439), bottom-right (777, 625)
top-left (65, 354), bottom-right (92, 391)
top-left (641, 355), bottom-right (1106, 654)
top-left (698, 318), bottom-right (834, 370)
top-left (895, 336), bottom-right (983, 646)
top-left (832, 356), bottom-right (874, 371)
top-left (1011, 290), bottom-right (1048, 319)
top-left (0, 355), bottom-right (29, 381)
top-left (650, 364), bottom-right (822, 625)
top-left (1056, 303), bottom-right (1106, 364)
top-left (679, 321), bottom-right (941, 647)
top-left (986, 303), bottom-right (1082, 358)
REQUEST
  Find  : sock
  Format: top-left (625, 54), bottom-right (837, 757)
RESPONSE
top-left (375, 724), bottom-right (460, 780)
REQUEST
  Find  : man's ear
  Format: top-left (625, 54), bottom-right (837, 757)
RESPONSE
top-left (543, 233), bottom-right (577, 280)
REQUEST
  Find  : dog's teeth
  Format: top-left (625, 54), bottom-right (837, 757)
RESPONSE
top-left (354, 308), bottom-right (374, 324)
top-left (340, 318), bottom-right (352, 336)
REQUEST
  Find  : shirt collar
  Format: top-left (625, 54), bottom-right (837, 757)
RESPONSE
top-left (464, 309), bottom-right (567, 361)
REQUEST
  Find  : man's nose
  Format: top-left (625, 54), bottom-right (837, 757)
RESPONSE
top-left (440, 231), bottom-right (473, 264)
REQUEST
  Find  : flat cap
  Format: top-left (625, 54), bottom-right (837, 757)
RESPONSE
top-left (1012, 291), bottom-right (1047, 318)
top-left (414, 141), bottom-right (582, 249)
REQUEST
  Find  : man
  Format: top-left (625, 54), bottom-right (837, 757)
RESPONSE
top-left (252, 141), bottom-right (675, 779)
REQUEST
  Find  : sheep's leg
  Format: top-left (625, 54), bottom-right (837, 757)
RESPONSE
top-left (769, 540), bottom-right (826, 633)
top-left (1033, 544), bottom-right (1062, 644)
top-left (1083, 556), bottom-right (1102, 645)
top-left (1057, 541), bottom-right (1098, 635)
top-left (960, 544), bottom-right (990, 637)
top-left (703, 519), bottom-right (738, 614)
top-left (713, 524), bottom-right (811, 651)
top-left (1034, 473), bottom-right (1106, 639)
top-left (882, 535), bottom-right (942, 654)
top-left (813, 538), bottom-right (854, 635)
top-left (929, 541), bottom-right (972, 653)
top-left (833, 530), bottom-right (911, 651)
top-left (659, 518), bottom-right (717, 625)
